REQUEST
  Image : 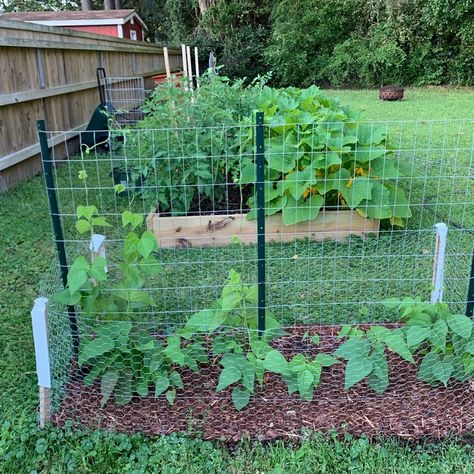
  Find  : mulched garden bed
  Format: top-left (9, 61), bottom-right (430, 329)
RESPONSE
top-left (51, 325), bottom-right (474, 441)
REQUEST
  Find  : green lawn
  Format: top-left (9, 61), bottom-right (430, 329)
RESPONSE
top-left (1, 87), bottom-right (474, 473)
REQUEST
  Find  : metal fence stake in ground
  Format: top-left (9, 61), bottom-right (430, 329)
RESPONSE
top-left (37, 120), bottom-right (79, 360)
top-left (256, 111), bottom-right (266, 336)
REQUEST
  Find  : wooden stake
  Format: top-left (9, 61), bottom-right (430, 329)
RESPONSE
top-left (186, 46), bottom-right (193, 90)
top-left (194, 47), bottom-right (200, 88)
top-left (431, 223), bottom-right (448, 304)
top-left (181, 44), bottom-right (188, 89)
top-left (31, 297), bottom-right (51, 427)
top-left (163, 46), bottom-right (171, 78)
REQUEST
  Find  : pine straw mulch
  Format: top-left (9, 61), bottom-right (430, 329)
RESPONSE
top-left (51, 325), bottom-right (474, 441)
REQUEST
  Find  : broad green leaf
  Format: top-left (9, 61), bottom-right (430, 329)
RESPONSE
top-left (334, 338), bottom-right (370, 360)
top-left (263, 349), bottom-right (288, 374)
top-left (314, 353), bottom-right (339, 367)
top-left (406, 325), bottom-right (431, 349)
top-left (184, 309), bottom-right (225, 336)
top-left (91, 256), bottom-right (107, 282)
top-left (166, 389), bottom-right (176, 405)
top-left (136, 376), bottom-right (149, 397)
top-left (114, 369), bottom-right (133, 405)
top-left (367, 345), bottom-right (388, 394)
top-left (154, 374), bottom-right (170, 396)
top-left (91, 216), bottom-right (112, 227)
top-left (289, 354), bottom-right (308, 372)
top-left (216, 366), bottom-right (241, 392)
top-left (122, 211), bottom-right (144, 230)
top-left (317, 169), bottom-right (351, 195)
top-left (100, 370), bottom-right (119, 407)
top-left (163, 336), bottom-right (185, 366)
top-left (430, 320), bottom-right (448, 352)
top-left (432, 357), bottom-right (454, 386)
top-left (344, 354), bottom-right (373, 390)
top-left (76, 219), bottom-right (91, 234)
top-left (354, 146), bottom-right (387, 163)
top-left (67, 256), bottom-right (90, 294)
top-left (383, 332), bottom-right (415, 363)
top-left (282, 168), bottom-right (317, 200)
top-left (340, 177), bottom-right (373, 209)
top-left (282, 194), bottom-right (324, 225)
top-left (78, 335), bottom-right (115, 367)
top-left (53, 288), bottom-right (81, 306)
top-left (418, 351), bottom-right (439, 383)
top-left (447, 313), bottom-right (473, 339)
top-left (386, 184), bottom-right (412, 219)
top-left (170, 371), bottom-right (184, 389)
top-left (240, 359), bottom-right (256, 392)
top-left (77, 205), bottom-right (98, 222)
top-left (358, 181), bottom-right (392, 219)
top-left (137, 231), bottom-right (157, 258)
top-left (465, 339), bottom-right (474, 355)
top-left (356, 124), bottom-right (386, 146)
top-left (370, 156), bottom-right (400, 179)
top-left (297, 369), bottom-right (314, 395)
top-left (232, 387), bottom-right (251, 411)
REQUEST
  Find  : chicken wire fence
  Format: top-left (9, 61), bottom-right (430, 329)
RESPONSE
top-left (34, 118), bottom-right (474, 440)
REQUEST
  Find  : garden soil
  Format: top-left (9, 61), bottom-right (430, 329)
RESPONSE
top-left (52, 325), bottom-right (474, 441)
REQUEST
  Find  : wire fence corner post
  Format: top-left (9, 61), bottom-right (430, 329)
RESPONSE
top-left (37, 120), bottom-right (79, 360)
top-left (466, 246), bottom-right (474, 319)
top-left (255, 111), bottom-right (266, 337)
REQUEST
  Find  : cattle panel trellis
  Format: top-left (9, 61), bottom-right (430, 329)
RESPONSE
top-left (33, 118), bottom-right (474, 440)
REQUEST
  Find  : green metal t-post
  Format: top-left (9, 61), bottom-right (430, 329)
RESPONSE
top-left (37, 120), bottom-right (79, 360)
top-left (255, 112), bottom-right (266, 337)
top-left (466, 248), bottom-right (474, 319)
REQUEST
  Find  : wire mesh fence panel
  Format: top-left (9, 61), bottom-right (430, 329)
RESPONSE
top-left (103, 76), bottom-right (146, 126)
top-left (37, 118), bottom-right (474, 440)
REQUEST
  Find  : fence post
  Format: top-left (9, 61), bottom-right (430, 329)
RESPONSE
top-left (256, 112), bottom-right (266, 337)
top-left (466, 246), bottom-right (474, 318)
top-left (31, 297), bottom-right (51, 427)
top-left (431, 223), bottom-right (448, 304)
top-left (37, 120), bottom-right (79, 360)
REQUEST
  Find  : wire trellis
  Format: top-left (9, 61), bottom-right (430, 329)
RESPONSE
top-left (34, 118), bottom-right (474, 440)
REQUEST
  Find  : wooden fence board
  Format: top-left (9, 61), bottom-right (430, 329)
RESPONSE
top-left (0, 19), bottom-right (183, 190)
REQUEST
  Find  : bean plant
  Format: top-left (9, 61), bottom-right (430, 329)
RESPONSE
top-left (54, 207), bottom-right (474, 411)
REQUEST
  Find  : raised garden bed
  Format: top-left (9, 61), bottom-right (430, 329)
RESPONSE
top-left (146, 210), bottom-right (380, 248)
top-left (52, 325), bottom-right (474, 441)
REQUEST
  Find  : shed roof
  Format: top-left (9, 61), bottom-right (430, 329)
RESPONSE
top-left (0, 9), bottom-right (148, 30)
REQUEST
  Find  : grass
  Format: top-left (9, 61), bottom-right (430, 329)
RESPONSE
top-left (1, 87), bottom-right (474, 473)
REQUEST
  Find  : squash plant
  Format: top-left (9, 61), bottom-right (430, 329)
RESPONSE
top-left (237, 86), bottom-right (412, 226)
top-left (384, 298), bottom-right (474, 385)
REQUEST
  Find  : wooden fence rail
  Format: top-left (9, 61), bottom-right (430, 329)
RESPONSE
top-left (0, 19), bottom-right (182, 192)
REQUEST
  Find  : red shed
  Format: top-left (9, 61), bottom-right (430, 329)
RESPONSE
top-left (0, 9), bottom-right (147, 41)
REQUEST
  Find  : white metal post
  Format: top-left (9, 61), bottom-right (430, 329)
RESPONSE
top-left (431, 223), bottom-right (448, 304)
top-left (31, 297), bottom-right (51, 427)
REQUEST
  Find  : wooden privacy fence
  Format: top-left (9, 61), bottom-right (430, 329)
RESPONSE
top-left (0, 19), bottom-right (182, 192)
